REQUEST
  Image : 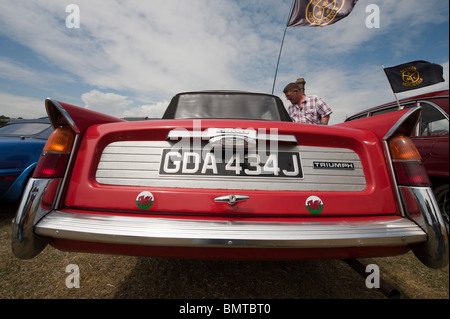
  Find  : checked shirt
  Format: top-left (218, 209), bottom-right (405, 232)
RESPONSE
top-left (287, 95), bottom-right (332, 124)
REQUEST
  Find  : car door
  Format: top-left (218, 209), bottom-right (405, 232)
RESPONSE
top-left (409, 100), bottom-right (449, 179)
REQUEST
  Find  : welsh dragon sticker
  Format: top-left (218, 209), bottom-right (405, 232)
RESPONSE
top-left (136, 191), bottom-right (154, 210)
top-left (306, 196), bottom-right (324, 215)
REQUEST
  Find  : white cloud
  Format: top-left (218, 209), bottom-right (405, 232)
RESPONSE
top-left (0, 93), bottom-right (47, 118)
top-left (81, 90), bottom-right (168, 119)
top-left (81, 90), bottom-right (133, 116)
top-left (0, 57), bottom-right (75, 88)
top-left (122, 101), bottom-right (169, 119)
top-left (0, 0), bottom-right (256, 97)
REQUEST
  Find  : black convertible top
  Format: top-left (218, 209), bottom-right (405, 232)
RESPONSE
top-left (162, 91), bottom-right (292, 122)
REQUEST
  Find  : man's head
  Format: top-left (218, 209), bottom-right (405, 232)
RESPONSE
top-left (283, 83), bottom-right (303, 105)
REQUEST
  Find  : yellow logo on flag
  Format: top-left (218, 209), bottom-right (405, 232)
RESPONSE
top-left (306, 0), bottom-right (346, 26)
top-left (401, 66), bottom-right (423, 87)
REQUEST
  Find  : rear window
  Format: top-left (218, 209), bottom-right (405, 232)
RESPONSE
top-left (170, 93), bottom-right (282, 121)
top-left (0, 122), bottom-right (52, 138)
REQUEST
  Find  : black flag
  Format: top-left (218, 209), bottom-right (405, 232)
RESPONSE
top-left (384, 61), bottom-right (445, 93)
top-left (288, 0), bottom-right (358, 27)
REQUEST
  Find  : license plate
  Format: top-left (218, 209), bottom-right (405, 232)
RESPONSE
top-left (159, 149), bottom-right (303, 178)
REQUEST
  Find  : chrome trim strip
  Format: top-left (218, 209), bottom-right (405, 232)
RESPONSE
top-left (45, 99), bottom-right (79, 133)
top-left (256, 133), bottom-right (297, 144)
top-left (383, 106), bottom-right (422, 141)
top-left (11, 178), bottom-right (56, 259)
top-left (167, 128), bottom-right (298, 144)
top-left (420, 100), bottom-right (449, 121)
top-left (53, 134), bottom-right (80, 209)
top-left (383, 139), bottom-right (406, 217)
top-left (35, 211), bottom-right (426, 249)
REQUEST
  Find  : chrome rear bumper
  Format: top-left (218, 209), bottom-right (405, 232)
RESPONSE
top-left (35, 211), bottom-right (426, 249)
top-left (11, 178), bottom-right (448, 269)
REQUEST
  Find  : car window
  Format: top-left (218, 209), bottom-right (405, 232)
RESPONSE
top-left (417, 103), bottom-right (449, 137)
top-left (370, 106), bottom-right (399, 117)
top-left (347, 114), bottom-right (367, 121)
top-left (35, 126), bottom-right (54, 139)
top-left (173, 93), bottom-right (281, 121)
top-left (0, 122), bottom-right (52, 138)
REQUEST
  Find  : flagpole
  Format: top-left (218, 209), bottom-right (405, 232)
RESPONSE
top-left (382, 65), bottom-right (401, 108)
top-left (271, 0), bottom-right (296, 95)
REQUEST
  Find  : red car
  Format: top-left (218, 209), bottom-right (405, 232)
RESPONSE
top-left (12, 91), bottom-right (448, 269)
top-left (345, 90), bottom-right (449, 235)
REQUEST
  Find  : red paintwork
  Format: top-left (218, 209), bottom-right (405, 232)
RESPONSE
top-left (47, 100), bottom-right (125, 134)
top-left (63, 118), bottom-right (397, 218)
top-left (337, 108), bottom-right (413, 139)
top-left (413, 136), bottom-right (449, 179)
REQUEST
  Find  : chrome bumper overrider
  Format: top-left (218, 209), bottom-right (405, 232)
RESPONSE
top-left (11, 179), bottom-right (448, 269)
top-left (11, 178), bottom-right (59, 259)
top-left (399, 186), bottom-right (449, 269)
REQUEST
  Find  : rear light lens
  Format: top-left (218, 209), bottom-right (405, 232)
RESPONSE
top-left (388, 135), bottom-right (431, 187)
top-left (392, 161), bottom-right (431, 186)
top-left (33, 127), bottom-right (75, 178)
top-left (389, 135), bottom-right (421, 160)
top-left (43, 127), bottom-right (74, 153)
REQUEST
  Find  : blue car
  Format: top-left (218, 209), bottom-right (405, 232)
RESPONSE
top-left (0, 118), bottom-right (53, 203)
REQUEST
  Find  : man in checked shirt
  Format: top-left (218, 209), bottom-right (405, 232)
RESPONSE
top-left (283, 82), bottom-right (332, 125)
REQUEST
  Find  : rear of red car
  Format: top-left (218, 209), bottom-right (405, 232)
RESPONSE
top-left (12, 93), bottom-right (448, 269)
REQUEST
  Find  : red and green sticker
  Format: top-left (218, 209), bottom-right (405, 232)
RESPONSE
top-left (136, 191), bottom-right (154, 210)
top-left (306, 196), bottom-right (324, 215)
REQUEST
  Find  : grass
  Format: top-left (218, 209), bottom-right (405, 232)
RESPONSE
top-left (1, 204), bottom-right (448, 299)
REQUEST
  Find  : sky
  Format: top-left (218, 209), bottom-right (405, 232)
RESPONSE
top-left (0, 0), bottom-right (448, 124)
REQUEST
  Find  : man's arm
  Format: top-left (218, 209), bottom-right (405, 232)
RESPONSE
top-left (314, 96), bottom-right (332, 125)
top-left (320, 115), bottom-right (330, 125)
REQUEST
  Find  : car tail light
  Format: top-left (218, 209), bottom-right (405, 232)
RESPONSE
top-left (388, 134), bottom-right (431, 187)
top-left (33, 127), bottom-right (75, 178)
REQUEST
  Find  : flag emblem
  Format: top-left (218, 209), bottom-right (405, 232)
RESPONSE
top-left (401, 66), bottom-right (423, 87)
top-left (306, 0), bottom-right (345, 26)
top-left (288, 0), bottom-right (358, 27)
top-left (306, 196), bottom-right (324, 215)
top-left (136, 191), bottom-right (154, 210)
